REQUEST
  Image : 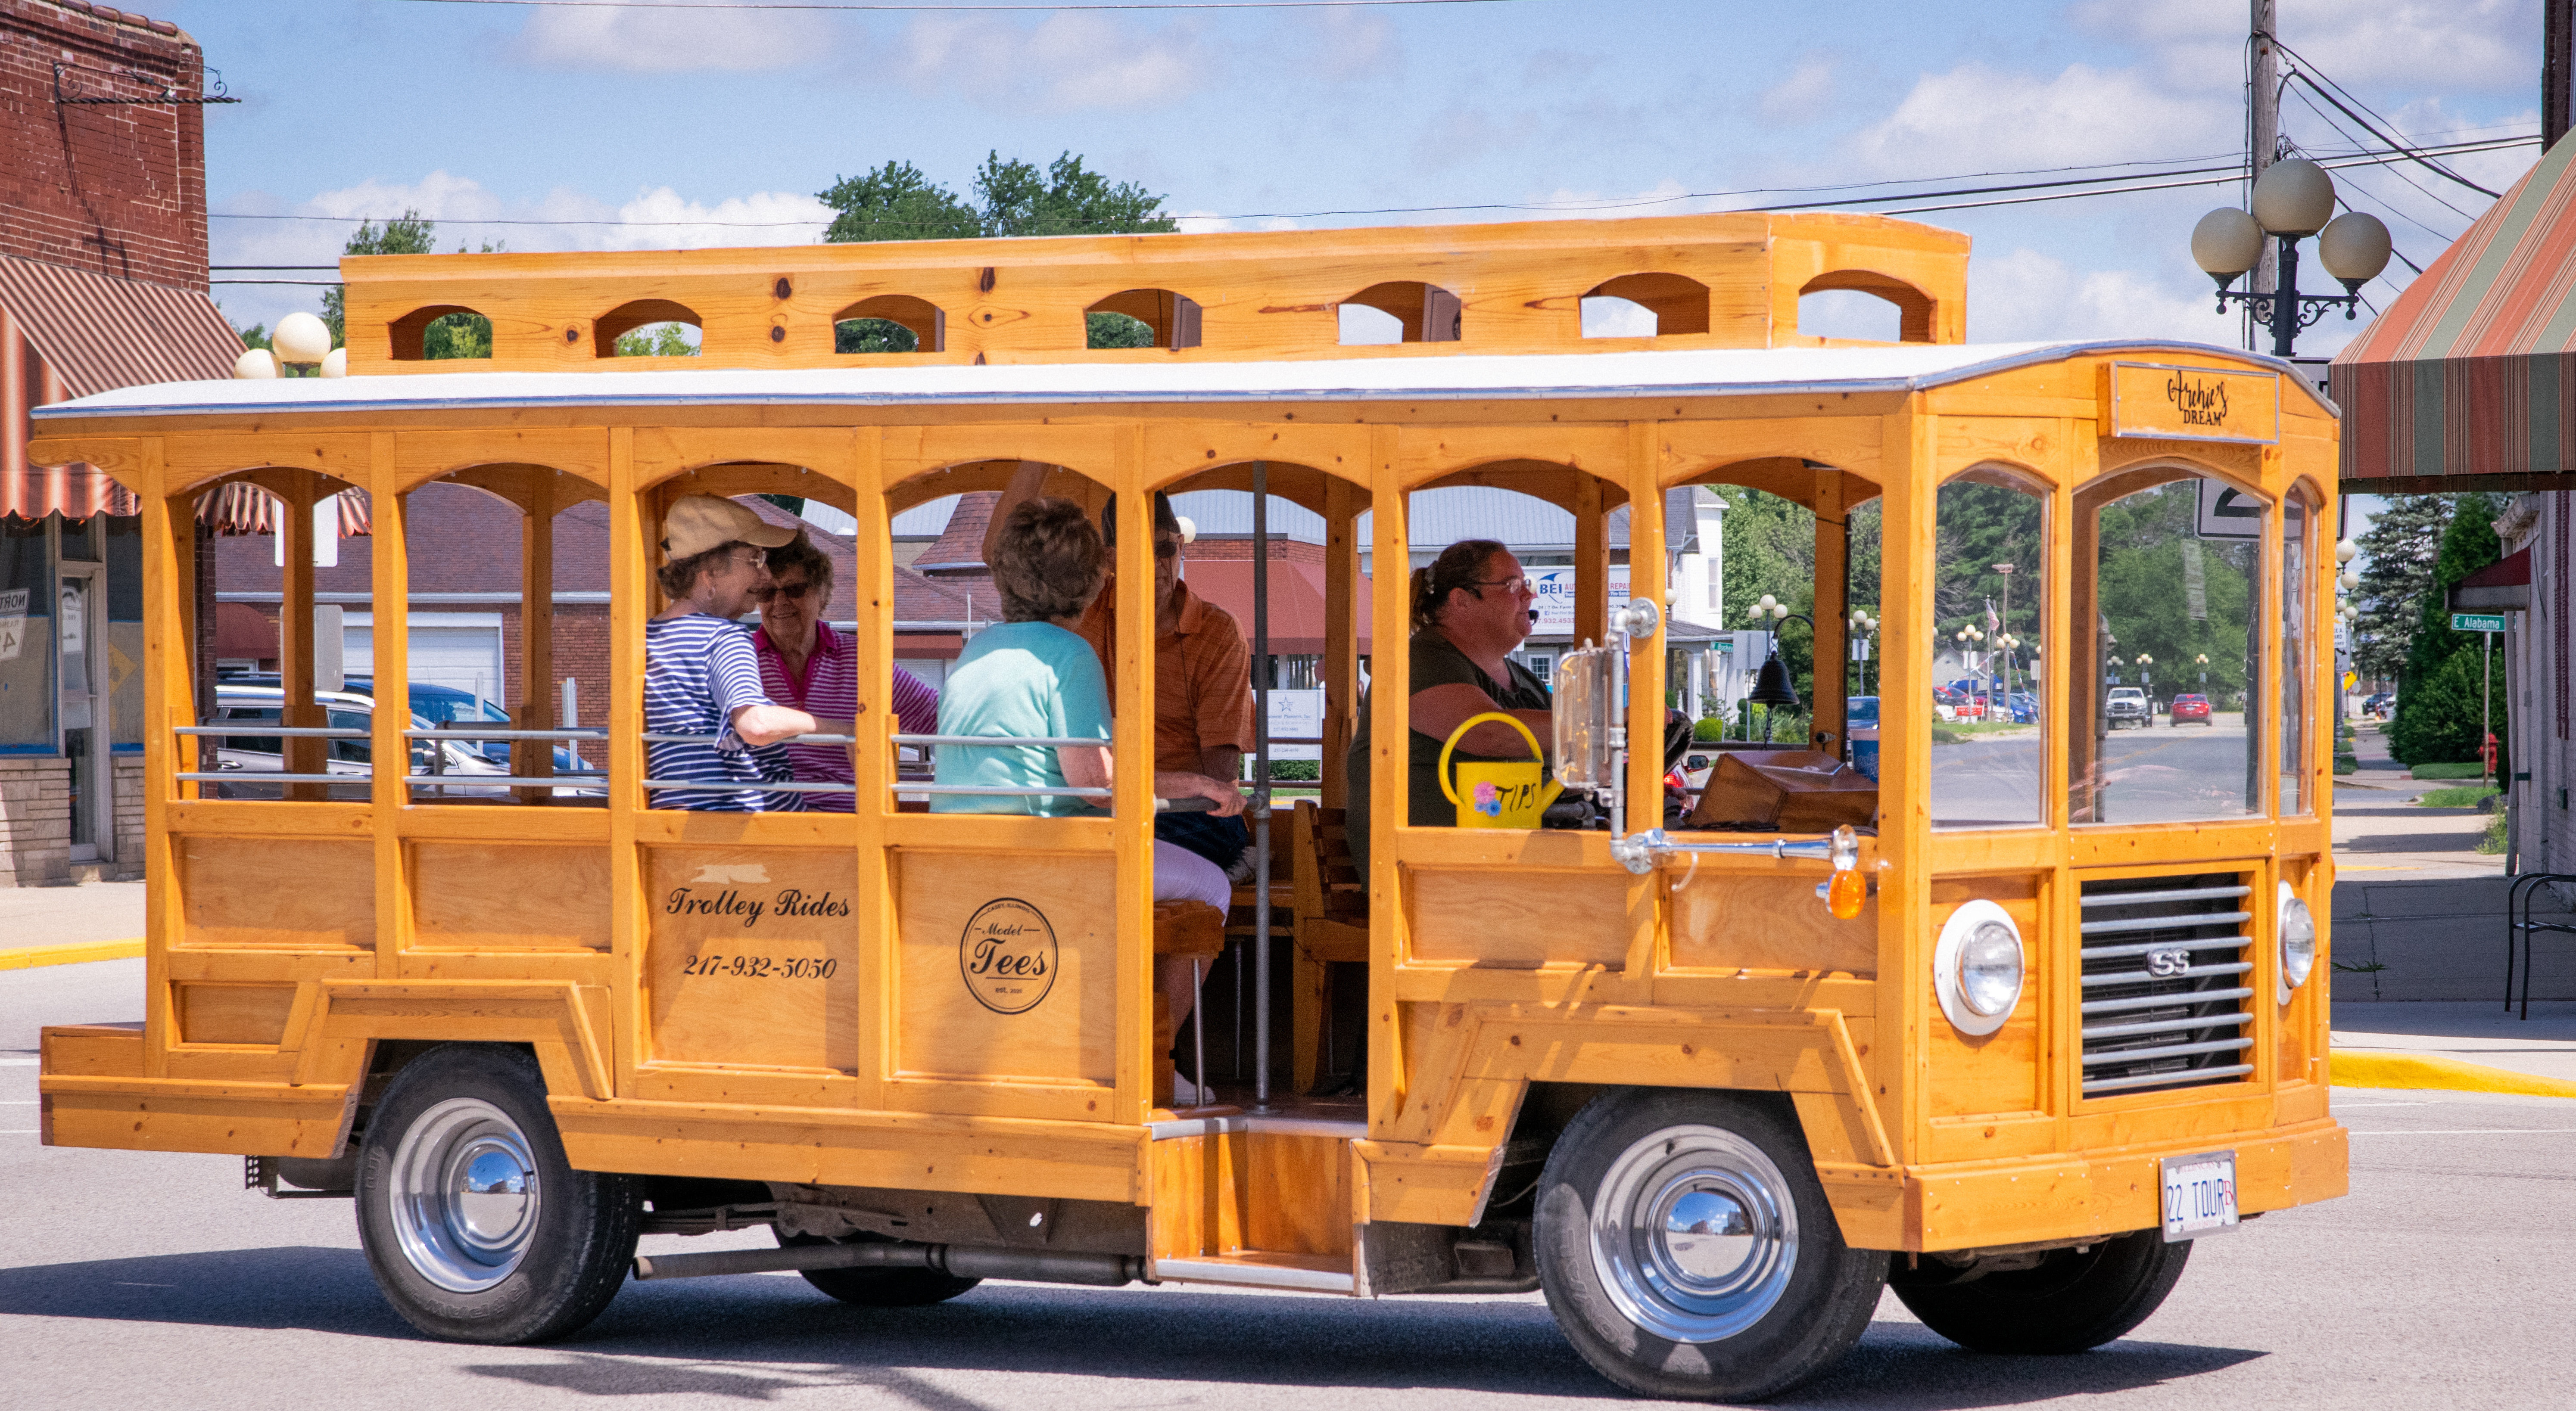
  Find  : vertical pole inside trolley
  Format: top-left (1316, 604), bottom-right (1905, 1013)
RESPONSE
top-left (1252, 460), bottom-right (1274, 1110)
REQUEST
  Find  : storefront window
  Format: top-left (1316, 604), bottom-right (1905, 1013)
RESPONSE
top-left (2071, 474), bottom-right (2263, 824)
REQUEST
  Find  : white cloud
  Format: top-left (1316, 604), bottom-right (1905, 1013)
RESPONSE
top-left (902, 13), bottom-right (1205, 112)
top-left (514, 3), bottom-right (836, 73)
top-left (1306, 10), bottom-right (1399, 81)
top-left (1967, 247), bottom-right (2240, 344)
top-left (1853, 62), bottom-right (2235, 175)
top-left (2081, 0), bottom-right (2538, 96)
top-left (1760, 55), bottom-right (1837, 125)
top-left (592, 187), bottom-right (833, 251)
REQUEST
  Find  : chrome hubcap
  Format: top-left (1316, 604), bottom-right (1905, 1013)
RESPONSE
top-left (389, 1097), bottom-right (541, 1293)
top-left (1590, 1125), bottom-right (1798, 1343)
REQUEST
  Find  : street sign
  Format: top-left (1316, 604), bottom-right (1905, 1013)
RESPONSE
top-left (2195, 479), bottom-right (2264, 540)
top-left (2451, 612), bottom-right (2507, 633)
top-left (2342, 670), bottom-right (2358, 691)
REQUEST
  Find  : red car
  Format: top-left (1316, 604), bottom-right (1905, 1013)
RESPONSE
top-left (2171, 693), bottom-right (2212, 725)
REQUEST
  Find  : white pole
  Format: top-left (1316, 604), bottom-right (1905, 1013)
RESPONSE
top-left (2483, 629), bottom-right (2495, 783)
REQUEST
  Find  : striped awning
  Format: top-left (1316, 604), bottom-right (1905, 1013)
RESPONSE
top-left (2333, 136), bottom-right (2576, 491)
top-left (0, 252), bottom-right (242, 522)
top-left (194, 482), bottom-right (374, 538)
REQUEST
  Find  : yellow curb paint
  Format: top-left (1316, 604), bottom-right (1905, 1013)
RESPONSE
top-left (2331, 1050), bottom-right (2576, 1100)
top-left (0, 938), bottom-right (144, 972)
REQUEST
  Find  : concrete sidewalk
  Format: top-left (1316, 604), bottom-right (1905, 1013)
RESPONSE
top-left (2332, 1000), bottom-right (2576, 1093)
top-left (0, 880), bottom-right (143, 954)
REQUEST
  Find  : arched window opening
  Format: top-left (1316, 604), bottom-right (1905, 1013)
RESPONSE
top-left (1581, 273), bottom-right (1710, 338)
top-left (1797, 270), bottom-right (1934, 342)
top-left (1338, 281), bottom-right (1461, 345)
top-left (595, 300), bottom-right (703, 358)
top-left (389, 305), bottom-right (493, 361)
top-left (835, 295), bottom-right (944, 354)
top-left (1928, 467), bottom-right (2045, 828)
top-left (1085, 289), bottom-right (1202, 349)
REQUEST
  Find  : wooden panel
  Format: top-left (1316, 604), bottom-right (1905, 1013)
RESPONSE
top-left (178, 836), bottom-right (374, 950)
top-left (174, 983), bottom-right (298, 1046)
top-left (1668, 873), bottom-right (1876, 975)
top-left (1405, 867), bottom-right (1635, 967)
top-left (1150, 1132), bottom-right (1246, 1260)
top-left (1356, 1140), bottom-right (1498, 1226)
top-left (37, 1077), bottom-right (354, 1159)
top-left (645, 845), bottom-right (862, 1072)
top-left (409, 842), bottom-right (612, 951)
top-left (1925, 887), bottom-right (2043, 1117)
top-left (40, 1024), bottom-right (145, 1078)
top-left (894, 850), bottom-right (1119, 1093)
top-left (1246, 1132), bottom-right (1355, 1258)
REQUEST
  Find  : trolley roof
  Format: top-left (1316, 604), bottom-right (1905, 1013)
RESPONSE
top-left (31, 339), bottom-right (2334, 424)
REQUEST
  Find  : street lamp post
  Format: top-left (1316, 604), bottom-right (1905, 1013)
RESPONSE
top-left (2136, 654), bottom-right (2155, 726)
top-left (2191, 159), bottom-right (2393, 357)
top-left (1847, 608), bottom-right (1878, 697)
top-left (1993, 564), bottom-right (2015, 700)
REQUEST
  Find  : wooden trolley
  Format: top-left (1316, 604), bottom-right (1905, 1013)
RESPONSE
top-left (31, 211), bottom-right (2345, 1401)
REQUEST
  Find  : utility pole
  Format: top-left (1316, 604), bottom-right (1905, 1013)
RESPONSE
top-left (2247, 1), bottom-right (2280, 352)
top-left (2549, 0), bottom-right (2573, 151)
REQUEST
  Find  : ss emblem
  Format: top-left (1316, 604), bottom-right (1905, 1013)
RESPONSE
top-left (2147, 948), bottom-right (2192, 978)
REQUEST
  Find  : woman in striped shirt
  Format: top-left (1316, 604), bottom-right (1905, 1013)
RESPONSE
top-left (754, 530), bottom-right (940, 812)
top-left (644, 496), bottom-right (817, 811)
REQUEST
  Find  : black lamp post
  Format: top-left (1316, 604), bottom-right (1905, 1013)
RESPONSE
top-left (2191, 159), bottom-right (2393, 358)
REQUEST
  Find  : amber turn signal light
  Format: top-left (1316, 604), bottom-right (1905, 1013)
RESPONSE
top-left (1826, 869), bottom-right (1866, 920)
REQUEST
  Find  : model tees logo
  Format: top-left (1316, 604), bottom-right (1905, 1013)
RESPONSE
top-left (2165, 371), bottom-right (2228, 428)
top-left (960, 898), bottom-right (1058, 1014)
top-left (2146, 948), bottom-right (2193, 979)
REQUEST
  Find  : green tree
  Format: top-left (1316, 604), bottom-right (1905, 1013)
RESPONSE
top-left (2389, 492), bottom-right (2506, 767)
top-left (2091, 482), bottom-right (2256, 707)
top-left (310, 211), bottom-right (496, 358)
top-left (2351, 494), bottom-right (2447, 683)
top-left (612, 322), bottom-right (698, 357)
top-left (818, 151), bottom-right (1176, 351)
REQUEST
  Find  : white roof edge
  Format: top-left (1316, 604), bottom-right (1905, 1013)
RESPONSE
top-left (29, 339), bottom-right (2337, 423)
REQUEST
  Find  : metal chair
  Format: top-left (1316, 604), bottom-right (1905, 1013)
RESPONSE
top-left (2504, 873), bottom-right (2576, 1019)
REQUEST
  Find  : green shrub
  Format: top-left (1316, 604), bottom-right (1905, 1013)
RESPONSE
top-left (2409, 761), bottom-right (2487, 780)
top-left (1260, 758), bottom-right (1321, 782)
top-left (2479, 809), bottom-right (2508, 855)
top-left (2415, 785), bottom-right (2499, 808)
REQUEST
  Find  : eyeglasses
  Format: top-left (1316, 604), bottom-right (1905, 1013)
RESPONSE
top-left (1152, 539), bottom-right (1181, 560)
top-left (1469, 576), bottom-right (1535, 598)
top-left (724, 549), bottom-right (766, 572)
top-left (756, 581), bottom-right (815, 603)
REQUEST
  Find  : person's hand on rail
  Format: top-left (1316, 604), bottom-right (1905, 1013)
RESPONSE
top-left (731, 704), bottom-right (818, 750)
top-left (1154, 771), bottom-right (1246, 817)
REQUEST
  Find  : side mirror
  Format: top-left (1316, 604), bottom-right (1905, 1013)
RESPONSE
top-left (1553, 645), bottom-right (1616, 793)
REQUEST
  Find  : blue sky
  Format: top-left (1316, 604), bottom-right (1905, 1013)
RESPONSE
top-left (174, 0), bottom-right (2543, 364)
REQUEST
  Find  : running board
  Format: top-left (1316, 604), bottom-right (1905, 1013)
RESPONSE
top-left (1151, 1253), bottom-right (1356, 1294)
top-left (634, 1240), bottom-right (1142, 1287)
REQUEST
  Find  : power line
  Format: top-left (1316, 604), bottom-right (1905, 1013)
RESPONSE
top-left (2268, 36), bottom-right (2503, 199)
top-left (2285, 87), bottom-right (2478, 227)
top-left (387, 0), bottom-right (1519, 9)
top-left (1813, 138), bottom-right (2531, 218)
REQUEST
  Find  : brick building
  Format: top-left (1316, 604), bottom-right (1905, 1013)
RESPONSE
top-left (0, 1), bottom-right (239, 886)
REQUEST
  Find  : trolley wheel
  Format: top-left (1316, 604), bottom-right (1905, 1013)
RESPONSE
top-left (777, 1229), bottom-right (981, 1307)
top-left (1533, 1089), bottom-right (1885, 1402)
top-left (1889, 1229), bottom-right (2190, 1354)
top-left (355, 1044), bottom-right (640, 1344)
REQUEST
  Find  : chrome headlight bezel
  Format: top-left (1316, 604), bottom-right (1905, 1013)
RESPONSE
top-left (2277, 881), bottom-right (2317, 1004)
top-left (1933, 899), bottom-right (2024, 1036)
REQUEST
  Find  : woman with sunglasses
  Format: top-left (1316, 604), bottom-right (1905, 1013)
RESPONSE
top-left (1343, 538), bottom-right (1553, 882)
top-left (754, 530), bottom-right (941, 813)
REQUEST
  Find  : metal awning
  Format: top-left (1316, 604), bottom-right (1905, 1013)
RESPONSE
top-left (2332, 137), bottom-right (2576, 492)
top-left (0, 252), bottom-right (242, 522)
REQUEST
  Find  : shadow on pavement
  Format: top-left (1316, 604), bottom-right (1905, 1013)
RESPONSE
top-left (0, 1248), bottom-right (2265, 1408)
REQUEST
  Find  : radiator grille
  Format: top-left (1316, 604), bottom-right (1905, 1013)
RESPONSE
top-left (2078, 873), bottom-right (2256, 1097)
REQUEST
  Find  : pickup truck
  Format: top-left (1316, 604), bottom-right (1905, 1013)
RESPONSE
top-left (2106, 686), bottom-right (2150, 728)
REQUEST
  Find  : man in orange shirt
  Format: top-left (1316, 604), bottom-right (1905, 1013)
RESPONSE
top-left (986, 464), bottom-right (1258, 877)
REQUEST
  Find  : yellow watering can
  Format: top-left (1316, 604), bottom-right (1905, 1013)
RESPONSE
top-left (1437, 712), bottom-right (1564, 830)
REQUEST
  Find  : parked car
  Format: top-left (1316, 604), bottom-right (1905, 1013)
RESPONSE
top-left (2171, 693), bottom-right (2212, 725)
top-left (219, 671), bottom-right (598, 776)
top-left (1931, 685), bottom-right (1965, 723)
top-left (204, 684), bottom-right (502, 800)
top-left (2008, 691), bottom-right (2039, 724)
top-left (2106, 686), bottom-right (2150, 729)
top-left (2362, 691), bottom-right (2395, 720)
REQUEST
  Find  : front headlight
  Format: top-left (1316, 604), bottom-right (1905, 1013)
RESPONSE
top-left (2278, 883), bottom-right (2317, 1003)
top-left (1934, 900), bottom-right (2024, 1036)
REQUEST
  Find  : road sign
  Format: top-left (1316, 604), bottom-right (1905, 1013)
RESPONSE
top-left (2451, 612), bottom-right (2507, 633)
top-left (2342, 670), bottom-right (2358, 691)
top-left (2195, 479), bottom-right (2264, 540)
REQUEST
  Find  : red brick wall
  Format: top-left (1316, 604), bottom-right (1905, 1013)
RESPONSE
top-left (1, 1), bottom-right (209, 289)
top-left (1182, 538), bottom-right (1324, 566)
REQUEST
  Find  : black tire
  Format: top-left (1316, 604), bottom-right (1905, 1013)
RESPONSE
top-left (355, 1044), bottom-right (640, 1344)
top-left (776, 1228), bottom-right (982, 1307)
top-left (1889, 1229), bottom-right (2190, 1354)
top-left (1534, 1089), bottom-right (1886, 1403)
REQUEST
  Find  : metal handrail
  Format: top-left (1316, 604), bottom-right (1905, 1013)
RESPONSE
top-left (891, 734), bottom-right (1109, 749)
top-left (407, 727), bottom-right (608, 740)
top-left (177, 771), bottom-right (351, 783)
top-left (174, 725), bottom-right (367, 739)
top-left (643, 732), bottom-right (860, 745)
top-left (642, 779), bottom-right (859, 793)
top-left (404, 775), bottom-right (608, 788)
top-left (2506, 873), bottom-right (2576, 1019)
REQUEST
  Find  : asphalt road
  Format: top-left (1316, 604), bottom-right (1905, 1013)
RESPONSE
top-left (8, 961), bottom-right (2573, 1410)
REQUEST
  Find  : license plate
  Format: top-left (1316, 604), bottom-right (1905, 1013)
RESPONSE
top-left (2160, 1150), bottom-right (2238, 1242)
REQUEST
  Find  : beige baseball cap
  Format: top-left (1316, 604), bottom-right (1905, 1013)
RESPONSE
top-left (661, 495), bottom-right (797, 563)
